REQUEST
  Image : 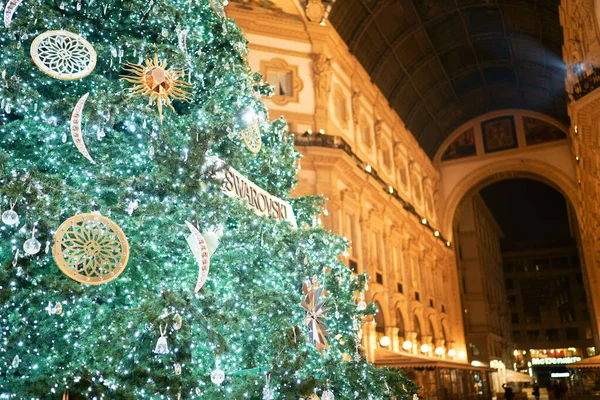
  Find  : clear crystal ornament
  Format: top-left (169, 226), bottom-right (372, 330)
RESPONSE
top-left (262, 386), bottom-right (275, 400)
top-left (322, 389), bottom-right (335, 400)
top-left (357, 300), bottom-right (367, 311)
top-left (2, 209), bottom-right (19, 225)
top-left (23, 238), bottom-right (41, 255)
top-left (153, 324), bottom-right (169, 354)
top-left (11, 355), bottom-right (20, 368)
top-left (210, 368), bottom-right (225, 385)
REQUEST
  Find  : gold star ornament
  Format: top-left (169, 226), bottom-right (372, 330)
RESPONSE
top-left (121, 55), bottom-right (192, 123)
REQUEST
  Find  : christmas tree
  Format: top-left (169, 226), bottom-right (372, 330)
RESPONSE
top-left (0, 0), bottom-right (416, 398)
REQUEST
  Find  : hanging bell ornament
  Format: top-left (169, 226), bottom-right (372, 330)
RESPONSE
top-left (262, 386), bottom-right (275, 400)
top-left (153, 324), bottom-right (169, 354)
top-left (174, 363), bottom-right (182, 375)
top-left (263, 374), bottom-right (275, 400)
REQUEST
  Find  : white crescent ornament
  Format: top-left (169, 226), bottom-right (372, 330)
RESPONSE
top-left (185, 221), bottom-right (210, 292)
top-left (178, 29), bottom-right (189, 53)
top-left (70, 92), bottom-right (95, 163)
top-left (4, 0), bottom-right (23, 28)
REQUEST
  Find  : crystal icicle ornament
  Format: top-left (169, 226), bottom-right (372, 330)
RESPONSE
top-left (173, 313), bottom-right (182, 330)
top-left (12, 249), bottom-right (19, 267)
top-left (11, 355), bottom-right (20, 368)
top-left (153, 324), bottom-right (169, 354)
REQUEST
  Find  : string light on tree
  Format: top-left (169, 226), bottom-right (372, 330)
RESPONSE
top-left (0, 0), bottom-right (417, 398)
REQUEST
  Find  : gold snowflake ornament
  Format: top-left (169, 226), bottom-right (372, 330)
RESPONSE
top-left (121, 55), bottom-right (192, 124)
top-left (53, 213), bottom-right (129, 285)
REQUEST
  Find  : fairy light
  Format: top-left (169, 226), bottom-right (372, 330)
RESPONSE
top-left (0, 0), bottom-right (414, 398)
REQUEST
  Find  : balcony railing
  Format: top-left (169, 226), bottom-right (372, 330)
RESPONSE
top-left (294, 132), bottom-right (451, 247)
top-left (573, 69), bottom-right (600, 100)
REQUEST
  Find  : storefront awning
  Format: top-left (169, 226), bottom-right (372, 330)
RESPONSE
top-left (506, 369), bottom-right (533, 382)
top-left (374, 349), bottom-right (494, 372)
top-left (567, 355), bottom-right (600, 369)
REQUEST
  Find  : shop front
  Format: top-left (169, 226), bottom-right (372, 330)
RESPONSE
top-left (375, 349), bottom-right (493, 400)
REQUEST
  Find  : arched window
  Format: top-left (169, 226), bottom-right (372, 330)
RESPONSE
top-left (442, 323), bottom-right (448, 344)
top-left (396, 309), bottom-right (405, 342)
top-left (413, 315), bottom-right (421, 345)
top-left (374, 302), bottom-right (385, 345)
top-left (429, 318), bottom-right (436, 341)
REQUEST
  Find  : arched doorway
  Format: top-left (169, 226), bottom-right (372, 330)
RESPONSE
top-left (453, 176), bottom-right (596, 388)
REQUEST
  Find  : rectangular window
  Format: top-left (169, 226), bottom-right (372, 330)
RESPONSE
top-left (362, 125), bottom-right (371, 147)
top-left (527, 330), bottom-right (539, 341)
top-left (586, 328), bottom-right (593, 340)
top-left (512, 330), bottom-right (521, 340)
top-left (382, 148), bottom-right (391, 168)
top-left (577, 273), bottom-right (583, 285)
top-left (545, 329), bottom-right (559, 340)
top-left (376, 272), bottom-right (383, 284)
top-left (345, 214), bottom-right (357, 258)
top-left (505, 279), bottom-right (514, 290)
top-left (349, 259), bottom-right (358, 274)
top-left (266, 70), bottom-right (293, 97)
top-left (566, 328), bottom-right (579, 340)
top-left (508, 295), bottom-right (516, 306)
top-left (429, 299), bottom-right (434, 308)
top-left (415, 291), bottom-right (420, 301)
top-left (397, 283), bottom-right (403, 293)
top-left (334, 93), bottom-right (347, 124)
top-left (512, 313), bottom-right (519, 324)
top-left (441, 304), bottom-right (446, 313)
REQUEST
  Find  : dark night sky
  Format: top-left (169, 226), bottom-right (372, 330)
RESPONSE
top-left (479, 179), bottom-right (575, 251)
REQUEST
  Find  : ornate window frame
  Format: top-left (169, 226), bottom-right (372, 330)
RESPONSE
top-left (260, 57), bottom-right (304, 106)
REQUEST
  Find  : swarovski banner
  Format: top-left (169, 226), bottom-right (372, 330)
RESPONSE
top-left (207, 156), bottom-right (298, 228)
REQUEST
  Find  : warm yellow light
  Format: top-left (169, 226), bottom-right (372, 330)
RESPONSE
top-left (402, 340), bottom-right (413, 351)
top-left (471, 360), bottom-right (482, 367)
top-left (420, 344), bottom-right (430, 353)
top-left (365, 164), bottom-right (372, 173)
top-left (421, 218), bottom-right (427, 225)
top-left (318, 129), bottom-right (325, 134)
top-left (434, 231), bottom-right (440, 237)
top-left (447, 349), bottom-right (456, 357)
top-left (435, 346), bottom-right (444, 355)
top-left (458, 351), bottom-right (467, 359)
top-left (446, 241), bottom-right (451, 247)
top-left (379, 336), bottom-right (391, 347)
top-left (388, 186), bottom-right (394, 194)
top-left (513, 350), bottom-right (519, 356)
